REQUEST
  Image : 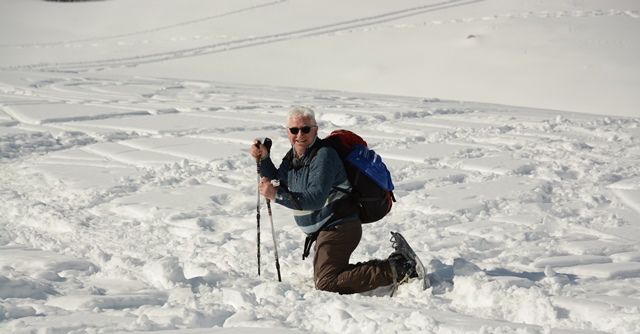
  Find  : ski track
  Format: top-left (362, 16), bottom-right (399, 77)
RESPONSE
top-left (0, 0), bottom-right (291, 49)
top-left (358, 8), bottom-right (640, 33)
top-left (1, 74), bottom-right (640, 333)
top-left (4, 0), bottom-right (602, 74)
top-left (5, 5), bottom-right (634, 52)
top-left (2, 5), bottom-right (635, 74)
top-left (4, 2), bottom-right (634, 52)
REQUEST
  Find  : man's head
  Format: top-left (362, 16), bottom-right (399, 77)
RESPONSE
top-left (287, 106), bottom-right (318, 157)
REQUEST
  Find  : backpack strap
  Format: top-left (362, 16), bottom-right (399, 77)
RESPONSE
top-left (302, 232), bottom-right (320, 260)
top-left (277, 181), bottom-right (303, 211)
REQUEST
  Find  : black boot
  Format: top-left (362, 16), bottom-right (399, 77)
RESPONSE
top-left (388, 251), bottom-right (418, 284)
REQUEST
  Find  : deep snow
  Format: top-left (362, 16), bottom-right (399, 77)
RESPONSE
top-left (1, 0), bottom-right (639, 333)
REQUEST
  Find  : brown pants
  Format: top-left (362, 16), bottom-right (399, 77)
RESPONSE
top-left (313, 219), bottom-right (394, 294)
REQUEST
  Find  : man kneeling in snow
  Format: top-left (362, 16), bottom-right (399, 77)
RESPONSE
top-left (250, 106), bottom-right (417, 294)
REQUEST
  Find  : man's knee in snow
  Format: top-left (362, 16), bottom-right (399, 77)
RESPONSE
top-left (315, 276), bottom-right (338, 292)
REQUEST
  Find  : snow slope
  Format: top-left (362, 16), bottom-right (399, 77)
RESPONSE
top-left (1, 0), bottom-right (638, 117)
top-left (1, 0), bottom-right (639, 333)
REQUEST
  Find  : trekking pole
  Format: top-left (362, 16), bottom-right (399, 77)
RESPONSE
top-left (255, 142), bottom-right (262, 277)
top-left (255, 138), bottom-right (275, 279)
top-left (266, 196), bottom-right (282, 282)
top-left (260, 138), bottom-right (281, 281)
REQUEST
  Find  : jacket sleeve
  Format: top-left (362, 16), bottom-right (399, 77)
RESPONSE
top-left (275, 147), bottom-right (342, 211)
top-left (258, 153), bottom-right (302, 209)
top-left (258, 155), bottom-right (280, 180)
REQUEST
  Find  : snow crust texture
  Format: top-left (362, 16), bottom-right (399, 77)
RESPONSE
top-left (1, 75), bottom-right (639, 333)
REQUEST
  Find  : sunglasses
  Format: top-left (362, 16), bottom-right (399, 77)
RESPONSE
top-left (288, 125), bottom-right (316, 135)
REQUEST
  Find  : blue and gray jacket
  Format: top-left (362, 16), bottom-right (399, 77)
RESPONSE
top-left (259, 137), bottom-right (358, 236)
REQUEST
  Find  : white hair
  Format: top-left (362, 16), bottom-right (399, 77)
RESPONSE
top-left (287, 106), bottom-right (317, 126)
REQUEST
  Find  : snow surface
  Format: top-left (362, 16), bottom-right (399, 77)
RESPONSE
top-left (1, 0), bottom-right (639, 333)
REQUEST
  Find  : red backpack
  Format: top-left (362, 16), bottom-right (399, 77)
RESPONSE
top-left (313, 129), bottom-right (396, 223)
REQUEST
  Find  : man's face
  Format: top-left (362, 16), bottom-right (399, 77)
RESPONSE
top-left (287, 116), bottom-right (318, 157)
